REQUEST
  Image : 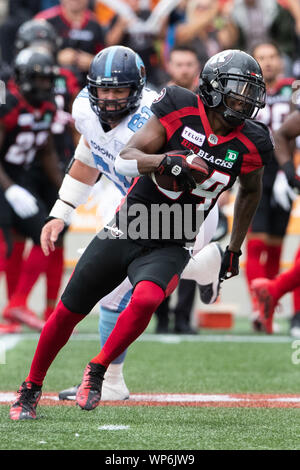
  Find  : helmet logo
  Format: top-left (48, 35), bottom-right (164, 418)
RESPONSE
top-left (208, 51), bottom-right (233, 68)
top-left (135, 53), bottom-right (146, 83)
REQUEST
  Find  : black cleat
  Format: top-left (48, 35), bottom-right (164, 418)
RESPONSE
top-left (76, 362), bottom-right (106, 411)
top-left (10, 381), bottom-right (42, 420)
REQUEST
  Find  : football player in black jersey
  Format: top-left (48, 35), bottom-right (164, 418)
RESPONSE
top-left (155, 44), bottom-right (225, 334)
top-left (0, 46), bottom-right (62, 332)
top-left (10, 50), bottom-right (273, 419)
top-left (7, 19), bottom-right (80, 322)
top-left (245, 41), bottom-right (296, 331)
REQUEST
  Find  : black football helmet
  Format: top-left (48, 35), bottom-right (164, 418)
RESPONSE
top-left (199, 49), bottom-right (266, 127)
top-left (87, 46), bottom-right (146, 125)
top-left (14, 46), bottom-right (59, 106)
top-left (15, 19), bottom-right (61, 56)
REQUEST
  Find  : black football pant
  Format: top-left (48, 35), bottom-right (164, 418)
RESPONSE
top-left (61, 229), bottom-right (190, 316)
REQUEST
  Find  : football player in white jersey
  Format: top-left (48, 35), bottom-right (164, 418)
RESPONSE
top-left (40, 46), bottom-right (220, 402)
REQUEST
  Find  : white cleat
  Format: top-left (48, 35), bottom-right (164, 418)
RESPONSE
top-left (102, 363), bottom-right (129, 401)
top-left (58, 363), bottom-right (129, 401)
top-left (182, 242), bottom-right (223, 304)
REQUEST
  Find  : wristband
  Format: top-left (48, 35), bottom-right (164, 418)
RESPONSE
top-left (49, 199), bottom-right (75, 225)
top-left (58, 174), bottom-right (92, 208)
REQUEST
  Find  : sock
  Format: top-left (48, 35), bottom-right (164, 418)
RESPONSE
top-left (5, 241), bottom-right (26, 299)
top-left (26, 300), bottom-right (85, 386)
top-left (271, 255), bottom-right (300, 303)
top-left (91, 281), bottom-right (165, 367)
top-left (46, 246), bottom-right (64, 306)
top-left (8, 245), bottom-right (49, 307)
top-left (99, 306), bottom-right (127, 364)
top-left (245, 238), bottom-right (267, 287)
top-left (293, 248), bottom-right (300, 314)
top-left (265, 244), bottom-right (282, 280)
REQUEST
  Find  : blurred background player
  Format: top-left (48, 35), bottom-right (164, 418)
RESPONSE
top-left (1, 19), bottom-right (80, 323)
top-left (35, 0), bottom-right (106, 88)
top-left (244, 41), bottom-right (295, 331)
top-left (251, 95), bottom-right (300, 335)
top-left (105, 0), bottom-right (172, 89)
top-left (251, 246), bottom-right (300, 335)
top-left (0, 46), bottom-right (62, 332)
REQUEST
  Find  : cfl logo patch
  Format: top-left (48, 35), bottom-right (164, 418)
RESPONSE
top-left (171, 165), bottom-right (182, 176)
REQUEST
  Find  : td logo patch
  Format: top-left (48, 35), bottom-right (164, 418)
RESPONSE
top-left (225, 149), bottom-right (239, 162)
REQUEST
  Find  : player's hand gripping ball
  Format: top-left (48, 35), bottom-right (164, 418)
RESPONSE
top-left (152, 150), bottom-right (209, 192)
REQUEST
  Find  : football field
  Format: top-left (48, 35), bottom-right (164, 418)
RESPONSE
top-left (1, 313), bottom-right (300, 451)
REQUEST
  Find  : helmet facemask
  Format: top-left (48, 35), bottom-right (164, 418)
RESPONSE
top-left (88, 80), bottom-right (141, 125)
top-left (215, 72), bottom-right (266, 126)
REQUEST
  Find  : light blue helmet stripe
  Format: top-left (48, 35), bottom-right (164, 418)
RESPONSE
top-left (104, 48), bottom-right (117, 78)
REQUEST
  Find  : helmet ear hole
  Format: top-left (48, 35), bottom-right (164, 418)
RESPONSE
top-left (210, 91), bottom-right (222, 107)
top-left (199, 78), bottom-right (222, 108)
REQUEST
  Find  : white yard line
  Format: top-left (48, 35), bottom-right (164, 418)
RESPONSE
top-left (13, 332), bottom-right (295, 344)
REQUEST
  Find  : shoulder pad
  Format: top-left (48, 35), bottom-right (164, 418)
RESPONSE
top-left (151, 85), bottom-right (197, 119)
top-left (72, 87), bottom-right (93, 135)
top-left (243, 120), bottom-right (274, 152)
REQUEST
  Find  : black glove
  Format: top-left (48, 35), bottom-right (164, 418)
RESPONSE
top-left (219, 246), bottom-right (242, 281)
top-left (282, 161), bottom-right (300, 192)
top-left (157, 151), bottom-right (197, 191)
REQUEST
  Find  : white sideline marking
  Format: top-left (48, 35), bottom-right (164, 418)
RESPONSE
top-left (98, 425), bottom-right (130, 430)
top-left (4, 332), bottom-right (295, 344)
top-left (0, 334), bottom-right (22, 363)
top-left (0, 334), bottom-right (22, 350)
top-left (0, 393), bottom-right (16, 402)
top-left (1, 392), bottom-right (300, 405)
top-left (130, 394), bottom-right (300, 404)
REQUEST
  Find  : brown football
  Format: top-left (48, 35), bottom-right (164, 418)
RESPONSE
top-left (151, 153), bottom-right (209, 191)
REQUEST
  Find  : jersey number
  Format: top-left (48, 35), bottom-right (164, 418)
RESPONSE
top-left (5, 131), bottom-right (49, 165)
top-left (156, 169), bottom-right (231, 208)
top-left (191, 170), bottom-right (231, 210)
top-left (128, 106), bottom-right (152, 132)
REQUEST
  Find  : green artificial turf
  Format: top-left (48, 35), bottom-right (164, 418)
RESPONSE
top-left (1, 314), bottom-right (299, 450)
top-left (0, 406), bottom-right (299, 450)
